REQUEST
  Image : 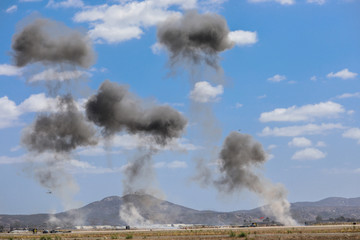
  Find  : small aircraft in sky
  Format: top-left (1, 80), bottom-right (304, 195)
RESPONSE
top-left (46, 190), bottom-right (52, 194)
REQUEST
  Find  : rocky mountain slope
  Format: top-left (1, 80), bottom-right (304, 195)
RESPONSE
top-left (1, 194), bottom-right (360, 228)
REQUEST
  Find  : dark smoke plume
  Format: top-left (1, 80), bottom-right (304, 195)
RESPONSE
top-left (215, 132), bottom-right (266, 193)
top-left (12, 17), bottom-right (95, 68)
top-left (201, 132), bottom-right (297, 226)
top-left (86, 80), bottom-right (187, 145)
top-left (22, 95), bottom-right (97, 153)
top-left (157, 10), bottom-right (234, 71)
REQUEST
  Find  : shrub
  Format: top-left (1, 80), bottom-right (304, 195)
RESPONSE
top-left (125, 235), bottom-right (133, 239)
top-left (238, 232), bottom-right (247, 238)
top-left (229, 231), bottom-right (236, 237)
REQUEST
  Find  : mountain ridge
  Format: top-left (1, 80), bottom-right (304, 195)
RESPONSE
top-left (1, 194), bottom-right (360, 228)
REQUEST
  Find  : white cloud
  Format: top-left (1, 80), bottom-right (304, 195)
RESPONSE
top-left (28, 68), bottom-right (88, 82)
top-left (292, 147), bottom-right (326, 160)
top-left (0, 94), bottom-right (60, 129)
top-left (20, 0), bottom-right (43, 2)
top-left (6, 5), bottom-right (18, 13)
top-left (258, 94), bottom-right (267, 99)
top-left (189, 81), bottom-right (223, 103)
top-left (267, 74), bottom-right (286, 82)
top-left (260, 123), bottom-right (344, 137)
top-left (0, 96), bottom-right (21, 129)
top-left (327, 68), bottom-right (358, 80)
top-left (336, 92), bottom-right (360, 99)
top-left (0, 155), bottom-right (25, 165)
top-left (76, 146), bottom-right (123, 156)
top-left (310, 76), bottom-right (317, 81)
top-left (267, 144), bottom-right (277, 150)
top-left (288, 137), bottom-right (312, 147)
top-left (73, 1), bottom-right (245, 44)
top-left (316, 141), bottom-right (326, 147)
top-left (99, 134), bottom-right (199, 152)
top-left (154, 160), bottom-right (187, 169)
top-left (73, 1), bottom-right (195, 43)
top-left (307, 0), bottom-right (325, 4)
top-left (248, 0), bottom-right (295, 5)
top-left (18, 93), bottom-right (59, 113)
top-left (228, 30), bottom-right (258, 46)
top-left (47, 0), bottom-right (84, 8)
top-left (0, 64), bottom-right (21, 76)
top-left (342, 128), bottom-right (360, 144)
top-left (259, 101), bottom-right (345, 122)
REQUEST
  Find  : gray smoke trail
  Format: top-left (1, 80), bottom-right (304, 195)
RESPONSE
top-left (85, 80), bottom-right (187, 145)
top-left (21, 96), bottom-right (97, 210)
top-left (157, 10), bottom-right (234, 72)
top-left (85, 80), bottom-right (186, 225)
top-left (201, 132), bottom-right (297, 226)
top-left (12, 17), bottom-right (95, 68)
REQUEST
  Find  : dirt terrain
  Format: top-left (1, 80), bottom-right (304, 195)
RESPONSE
top-left (1, 225), bottom-right (360, 240)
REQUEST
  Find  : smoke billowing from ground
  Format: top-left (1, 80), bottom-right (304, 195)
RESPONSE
top-left (21, 96), bottom-right (97, 210)
top-left (86, 80), bottom-right (187, 145)
top-left (157, 10), bottom-right (234, 72)
top-left (197, 132), bottom-right (297, 226)
top-left (12, 17), bottom-right (95, 68)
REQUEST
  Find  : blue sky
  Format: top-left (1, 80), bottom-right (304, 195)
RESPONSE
top-left (0, 0), bottom-right (359, 215)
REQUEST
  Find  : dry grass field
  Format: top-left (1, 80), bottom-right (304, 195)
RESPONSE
top-left (1, 225), bottom-right (360, 240)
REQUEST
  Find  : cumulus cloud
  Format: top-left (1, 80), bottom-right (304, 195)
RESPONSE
top-left (46, 0), bottom-right (84, 8)
top-left (189, 81), bottom-right (223, 103)
top-left (342, 128), bottom-right (360, 144)
top-left (288, 137), bottom-right (312, 147)
top-left (260, 123), bottom-right (344, 137)
top-left (336, 92), bottom-right (360, 99)
top-left (73, 1), bottom-right (197, 43)
top-left (228, 30), bottom-right (258, 46)
top-left (327, 68), bottom-right (358, 80)
top-left (259, 101), bottom-right (345, 122)
top-left (0, 64), bottom-right (21, 76)
top-left (73, 0), bottom-right (251, 45)
top-left (292, 148), bottom-right (326, 160)
top-left (0, 94), bottom-right (60, 129)
top-left (0, 97), bottom-right (21, 129)
top-left (6, 5), bottom-right (18, 13)
top-left (248, 0), bottom-right (295, 5)
top-left (267, 74), bottom-right (286, 82)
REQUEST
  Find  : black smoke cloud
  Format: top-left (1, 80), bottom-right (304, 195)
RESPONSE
top-left (85, 80), bottom-right (187, 145)
top-left (22, 95), bottom-right (97, 153)
top-left (12, 17), bottom-right (95, 68)
top-left (157, 10), bottom-right (234, 70)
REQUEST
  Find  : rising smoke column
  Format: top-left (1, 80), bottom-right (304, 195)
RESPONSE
top-left (157, 10), bottom-right (234, 72)
top-left (85, 80), bottom-right (187, 225)
top-left (21, 95), bottom-right (98, 209)
top-left (214, 132), bottom-right (297, 226)
top-left (12, 16), bottom-right (97, 212)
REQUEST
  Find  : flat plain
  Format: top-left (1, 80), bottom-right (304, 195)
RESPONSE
top-left (1, 225), bottom-right (360, 240)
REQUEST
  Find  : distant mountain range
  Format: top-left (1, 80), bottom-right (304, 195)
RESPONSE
top-left (1, 194), bottom-right (360, 228)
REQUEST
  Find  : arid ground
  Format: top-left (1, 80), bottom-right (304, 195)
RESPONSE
top-left (1, 225), bottom-right (360, 240)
